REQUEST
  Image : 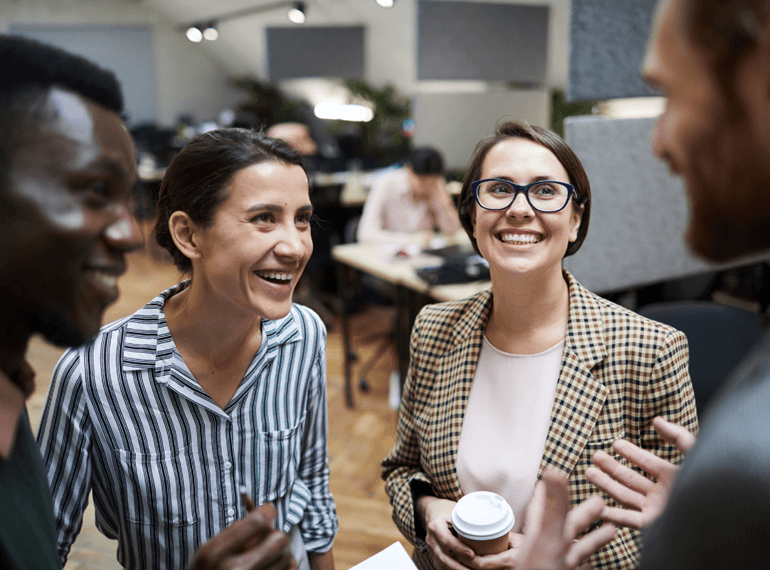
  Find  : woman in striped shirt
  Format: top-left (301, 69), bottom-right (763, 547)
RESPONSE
top-left (37, 128), bottom-right (338, 570)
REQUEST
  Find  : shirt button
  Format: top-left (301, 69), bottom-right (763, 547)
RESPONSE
top-left (227, 508), bottom-right (235, 517)
top-left (224, 462), bottom-right (232, 470)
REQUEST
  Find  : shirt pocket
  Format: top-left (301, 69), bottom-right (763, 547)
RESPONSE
top-left (256, 413), bottom-right (306, 505)
top-left (116, 446), bottom-right (199, 526)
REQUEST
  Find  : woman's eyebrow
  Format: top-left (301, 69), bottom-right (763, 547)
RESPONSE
top-left (245, 203), bottom-right (282, 214)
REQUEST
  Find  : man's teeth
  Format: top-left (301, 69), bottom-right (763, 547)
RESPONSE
top-left (88, 270), bottom-right (118, 288)
top-left (256, 271), bottom-right (293, 282)
top-left (501, 233), bottom-right (541, 244)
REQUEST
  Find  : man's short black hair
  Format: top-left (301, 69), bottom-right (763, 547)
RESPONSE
top-left (0, 35), bottom-right (124, 189)
top-left (407, 146), bottom-right (444, 176)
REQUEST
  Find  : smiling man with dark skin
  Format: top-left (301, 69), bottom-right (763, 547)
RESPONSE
top-left (0, 36), bottom-right (296, 570)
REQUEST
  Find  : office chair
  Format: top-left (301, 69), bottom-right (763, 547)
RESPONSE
top-left (638, 300), bottom-right (766, 416)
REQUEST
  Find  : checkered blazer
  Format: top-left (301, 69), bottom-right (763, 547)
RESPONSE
top-left (382, 271), bottom-right (698, 570)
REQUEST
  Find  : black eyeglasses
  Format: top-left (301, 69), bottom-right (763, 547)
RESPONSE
top-left (472, 179), bottom-right (577, 213)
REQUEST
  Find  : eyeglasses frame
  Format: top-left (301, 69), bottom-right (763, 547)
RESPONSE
top-left (471, 178), bottom-right (580, 213)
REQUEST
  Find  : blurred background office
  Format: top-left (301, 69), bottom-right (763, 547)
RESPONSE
top-left (3, 1), bottom-right (769, 569)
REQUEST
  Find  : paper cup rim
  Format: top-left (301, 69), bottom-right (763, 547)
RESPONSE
top-left (451, 492), bottom-right (515, 540)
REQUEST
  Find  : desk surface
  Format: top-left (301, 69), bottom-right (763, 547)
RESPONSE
top-left (332, 240), bottom-right (491, 303)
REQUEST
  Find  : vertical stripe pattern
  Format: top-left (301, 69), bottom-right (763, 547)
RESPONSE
top-left (36, 281), bottom-right (338, 570)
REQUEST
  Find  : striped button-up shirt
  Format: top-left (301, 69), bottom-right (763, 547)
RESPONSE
top-left (37, 281), bottom-right (338, 570)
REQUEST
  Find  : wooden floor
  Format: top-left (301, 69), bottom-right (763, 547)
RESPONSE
top-left (26, 241), bottom-right (410, 570)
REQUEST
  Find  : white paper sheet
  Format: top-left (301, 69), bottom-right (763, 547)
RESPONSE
top-left (349, 542), bottom-right (418, 570)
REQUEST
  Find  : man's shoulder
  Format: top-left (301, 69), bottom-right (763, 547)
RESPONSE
top-left (641, 334), bottom-right (770, 569)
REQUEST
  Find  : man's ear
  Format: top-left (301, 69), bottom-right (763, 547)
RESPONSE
top-left (168, 211), bottom-right (201, 262)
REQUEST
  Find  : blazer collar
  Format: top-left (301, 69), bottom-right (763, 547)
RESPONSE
top-left (437, 271), bottom-right (611, 495)
top-left (538, 270), bottom-right (609, 478)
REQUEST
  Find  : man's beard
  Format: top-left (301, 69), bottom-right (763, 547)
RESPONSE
top-left (685, 177), bottom-right (770, 262)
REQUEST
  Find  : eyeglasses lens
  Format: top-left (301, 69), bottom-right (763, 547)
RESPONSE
top-left (477, 180), bottom-right (570, 212)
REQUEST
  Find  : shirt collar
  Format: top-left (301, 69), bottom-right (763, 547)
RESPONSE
top-left (121, 281), bottom-right (304, 374)
top-left (0, 361), bottom-right (35, 460)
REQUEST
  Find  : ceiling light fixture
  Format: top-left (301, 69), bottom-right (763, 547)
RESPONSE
top-left (185, 25), bottom-right (203, 42)
top-left (202, 21), bottom-right (219, 41)
top-left (376, 0), bottom-right (395, 7)
top-left (287, 1), bottom-right (306, 24)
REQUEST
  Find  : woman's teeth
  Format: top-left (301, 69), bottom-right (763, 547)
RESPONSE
top-left (255, 271), bottom-right (293, 283)
top-left (500, 233), bottom-right (541, 244)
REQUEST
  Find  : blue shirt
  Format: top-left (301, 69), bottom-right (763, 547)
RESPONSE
top-left (36, 281), bottom-right (338, 570)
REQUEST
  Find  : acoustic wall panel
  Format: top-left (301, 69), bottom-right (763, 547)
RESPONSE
top-left (8, 24), bottom-right (158, 126)
top-left (562, 116), bottom-right (768, 293)
top-left (568, 0), bottom-right (659, 102)
top-left (412, 90), bottom-right (550, 171)
top-left (417, 0), bottom-right (548, 82)
top-left (267, 26), bottom-right (364, 81)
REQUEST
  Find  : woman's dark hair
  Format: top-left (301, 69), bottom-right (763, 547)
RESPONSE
top-left (457, 119), bottom-right (591, 258)
top-left (153, 128), bottom-right (307, 273)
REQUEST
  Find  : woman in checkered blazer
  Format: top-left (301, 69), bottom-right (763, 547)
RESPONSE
top-left (382, 120), bottom-right (698, 570)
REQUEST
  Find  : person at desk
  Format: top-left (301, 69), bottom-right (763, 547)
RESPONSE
top-left (356, 146), bottom-right (460, 244)
top-left (37, 128), bottom-right (338, 570)
top-left (381, 120), bottom-right (698, 570)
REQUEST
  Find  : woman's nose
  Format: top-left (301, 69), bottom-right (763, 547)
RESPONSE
top-left (274, 225), bottom-right (310, 258)
top-left (506, 191), bottom-right (535, 218)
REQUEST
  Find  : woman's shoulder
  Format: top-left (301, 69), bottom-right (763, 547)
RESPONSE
top-left (567, 272), bottom-right (682, 339)
top-left (414, 290), bottom-right (491, 334)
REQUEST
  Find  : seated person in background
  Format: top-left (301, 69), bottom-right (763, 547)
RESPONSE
top-left (357, 146), bottom-right (460, 244)
top-left (37, 128), bottom-right (338, 570)
top-left (267, 122), bottom-right (318, 157)
top-left (381, 120), bottom-right (698, 570)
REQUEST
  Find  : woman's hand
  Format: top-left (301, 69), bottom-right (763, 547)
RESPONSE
top-left (418, 495), bottom-right (524, 570)
top-left (516, 470), bottom-right (616, 570)
top-left (585, 417), bottom-right (697, 530)
top-left (417, 496), bottom-right (474, 570)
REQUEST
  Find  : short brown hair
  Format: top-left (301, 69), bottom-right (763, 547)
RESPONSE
top-left (458, 120), bottom-right (591, 257)
top-left (685, 0), bottom-right (770, 92)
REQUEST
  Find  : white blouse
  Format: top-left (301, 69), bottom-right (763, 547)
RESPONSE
top-left (456, 335), bottom-right (564, 532)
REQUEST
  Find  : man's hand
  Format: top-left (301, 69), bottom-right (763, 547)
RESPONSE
top-left (517, 469), bottom-right (616, 570)
top-left (585, 417), bottom-right (696, 530)
top-left (186, 503), bottom-right (296, 570)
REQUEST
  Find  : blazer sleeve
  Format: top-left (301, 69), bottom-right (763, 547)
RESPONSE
top-left (640, 329), bottom-right (699, 458)
top-left (381, 312), bottom-right (434, 548)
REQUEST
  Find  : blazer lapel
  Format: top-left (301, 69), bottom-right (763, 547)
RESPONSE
top-left (430, 292), bottom-right (492, 501)
top-left (539, 273), bottom-right (608, 478)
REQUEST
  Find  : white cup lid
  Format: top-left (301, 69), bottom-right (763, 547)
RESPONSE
top-left (451, 491), bottom-right (514, 540)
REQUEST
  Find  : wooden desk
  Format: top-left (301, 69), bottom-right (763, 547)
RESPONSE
top-left (333, 239), bottom-right (490, 408)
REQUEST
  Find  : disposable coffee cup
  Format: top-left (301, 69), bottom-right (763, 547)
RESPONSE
top-left (451, 491), bottom-right (514, 556)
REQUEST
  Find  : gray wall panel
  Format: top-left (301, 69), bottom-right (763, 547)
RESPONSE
top-left (267, 26), bottom-right (364, 81)
top-left (568, 0), bottom-right (658, 101)
top-left (412, 90), bottom-right (549, 171)
top-left (9, 24), bottom-right (158, 126)
top-left (563, 116), bottom-right (767, 293)
top-left (417, 0), bottom-right (548, 82)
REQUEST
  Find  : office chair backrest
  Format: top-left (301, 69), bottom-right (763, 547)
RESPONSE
top-left (638, 300), bottom-right (766, 416)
